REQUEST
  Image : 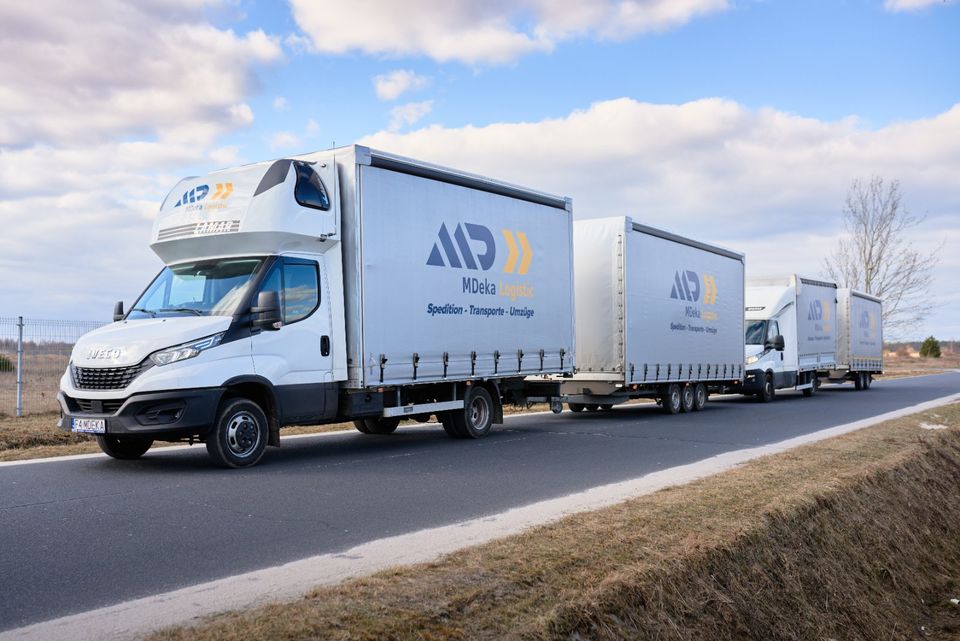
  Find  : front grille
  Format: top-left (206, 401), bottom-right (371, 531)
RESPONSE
top-left (75, 398), bottom-right (124, 414)
top-left (72, 362), bottom-right (149, 390)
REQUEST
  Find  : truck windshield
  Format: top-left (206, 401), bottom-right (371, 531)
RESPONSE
top-left (128, 258), bottom-right (264, 319)
top-left (745, 320), bottom-right (767, 345)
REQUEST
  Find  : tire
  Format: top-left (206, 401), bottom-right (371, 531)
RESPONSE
top-left (568, 403), bottom-right (585, 413)
top-left (692, 383), bottom-right (707, 411)
top-left (206, 398), bottom-right (269, 468)
top-left (680, 385), bottom-right (695, 413)
top-left (854, 372), bottom-right (864, 390)
top-left (353, 419), bottom-right (371, 434)
top-left (599, 404), bottom-right (613, 411)
top-left (447, 386), bottom-right (495, 439)
top-left (360, 417), bottom-right (400, 435)
top-left (865, 373), bottom-right (873, 389)
top-left (96, 435), bottom-right (153, 460)
top-left (661, 384), bottom-right (682, 414)
top-left (802, 374), bottom-right (817, 397)
top-left (585, 404), bottom-right (600, 412)
top-left (758, 373), bottom-right (775, 403)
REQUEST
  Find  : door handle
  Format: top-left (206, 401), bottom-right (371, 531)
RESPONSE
top-left (321, 335), bottom-right (330, 357)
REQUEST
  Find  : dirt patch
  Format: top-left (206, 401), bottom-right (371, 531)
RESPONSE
top-left (146, 403), bottom-right (960, 641)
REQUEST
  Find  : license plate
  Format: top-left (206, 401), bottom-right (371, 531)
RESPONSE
top-left (72, 418), bottom-right (106, 434)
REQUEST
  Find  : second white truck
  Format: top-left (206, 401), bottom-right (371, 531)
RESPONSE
top-left (741, 275), bottom-right (838, 401)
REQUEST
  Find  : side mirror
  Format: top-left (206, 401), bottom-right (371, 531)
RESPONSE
top-left (251, 291), bottom-right (282, 330)
top-left (113, 301), bottom-right (125, 322)
top-left (772, 335), bottom-right (785, 351)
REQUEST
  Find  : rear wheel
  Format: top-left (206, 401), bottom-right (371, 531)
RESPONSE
top-left (854, 372), bottom-right (865, 390)
top-left (585, 404), bottom-right (600, 412)
top-left (758, 373), bottom-right (775, 403)
top-left (865, 373), bottom-right (873, 389)
top-left (692, 383), bottom-right (707, 411)
top-left (444, 386), bottom-right (495, 439)
top-left (599, 404), bottom-right (613, 411)
top-left (802, 373), bottom-right (817, 397)
top-left (96, 435), bottom-right (153, 460)
top-left (661, 384), bottom-right (682, 414)
top-left (353, 419), bottom-right (371, 434)
top-left (568, 402), bottom-right (585, 413)
top-left (680, 385), bottom-right (695, 413)
top-left (206, 398), bottom-right (269, 468)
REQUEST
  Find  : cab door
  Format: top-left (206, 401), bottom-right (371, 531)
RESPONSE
top-left (251, 255), bottom-right (337, 423)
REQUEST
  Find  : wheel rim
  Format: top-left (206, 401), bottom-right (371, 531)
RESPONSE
top-left (683, 387), bottom-right (693, 407)
top-left (226, 411), bottom-right (261, 457)
top-left (469, 396), bottom-right (490, 430)
top-left (671, 387), bottom-right (681, 409)
top-left (765, 378), bottom-right (773, 397)
top-left (696, 386), bottom-right (706, 406)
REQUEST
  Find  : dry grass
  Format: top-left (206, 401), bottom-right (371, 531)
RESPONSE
top-left (147, 402), bottom-right (960, 641)
top-left (883, 353), bottom-right (959, 380)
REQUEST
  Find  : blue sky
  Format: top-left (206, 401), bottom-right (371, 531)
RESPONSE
top-left (0, 0), bottom-right (957, 339)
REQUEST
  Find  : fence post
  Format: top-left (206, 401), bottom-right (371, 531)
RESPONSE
top-left (16, 316), bottom-right (24, 418)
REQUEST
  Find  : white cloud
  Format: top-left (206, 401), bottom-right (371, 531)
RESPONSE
top-left (884, 0), bottom-right (953, 11)
top-left (273, 96), bottom-right (289, 111)
top-left (388, 101), bottom-right (434, 131)
top-left (268, 131), bottom-right (302, 150)
top-left (289, 0), bottom-right (728, 65)
top-left (361, 98), bottom-right (960, 338)
top-left (306, 119), bottom-right (320, 136)
top-left (0, 2), bottom-right (282, 147)
top-left (374, 70), bottom-right (431, 101)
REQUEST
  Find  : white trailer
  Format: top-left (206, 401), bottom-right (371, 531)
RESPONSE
top-left (58, 145), bottom-right (575, 467)
top-left (561, 216), bottom-right (745, 414)
top-left (827, 288), bottom-right (883, 389)
top-left (741, 275), bottom-right (838, 401)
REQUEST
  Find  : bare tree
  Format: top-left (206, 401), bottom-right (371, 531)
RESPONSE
top-left (823, 176), bottom-right (940, 337)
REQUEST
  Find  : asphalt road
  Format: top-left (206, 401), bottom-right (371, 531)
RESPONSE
top-left (1, 372), bottom-right (958, 631)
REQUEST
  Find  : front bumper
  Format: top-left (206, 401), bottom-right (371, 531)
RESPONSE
top-left (734, 368), bottom-right (764, 394)
top-left (58, 388), bottom-right (223, 440)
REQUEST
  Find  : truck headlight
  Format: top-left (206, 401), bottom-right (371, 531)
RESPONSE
top-left (150, 333), bottom-right (225, 366)
top-left (745, 354), bottom-right (760, 365)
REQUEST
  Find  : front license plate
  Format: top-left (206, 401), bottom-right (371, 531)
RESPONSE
top-left (72, 418), bottom-right (106, 434)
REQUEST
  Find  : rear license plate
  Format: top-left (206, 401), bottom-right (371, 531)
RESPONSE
top-left (71, 418), bottom-right (106, 434)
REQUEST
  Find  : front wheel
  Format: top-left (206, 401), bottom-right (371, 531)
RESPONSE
top-left (661, 384), bottom-right (682, 414)
top-left (96, 435), bottom-right (153, 460)
top-left (206, 398), bottom-right (269, 468)
top-left (758, 373), bottom-right (775, 403)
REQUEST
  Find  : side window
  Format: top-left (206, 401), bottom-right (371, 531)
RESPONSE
top-left (767, 320), bottom-right (780, 341)
top-left (293, 162), bottom-right (330, 210)
top-left (283, 262), bottom-right (319, 323)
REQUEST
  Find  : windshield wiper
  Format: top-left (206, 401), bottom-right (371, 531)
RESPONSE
top-left (158, 307), bottom-right (205, 316)
top-left (130, 307), bottom-right (157, 318)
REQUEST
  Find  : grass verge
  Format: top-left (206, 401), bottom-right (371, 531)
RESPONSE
top-left (148, 402), bottom-right (960, 641)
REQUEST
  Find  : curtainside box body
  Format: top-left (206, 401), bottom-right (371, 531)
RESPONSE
top-left (338, 147), bottom-right (576, 389)
top-left (836, 288), bottom-right (883, 372)
top-left (570, 216), bottom-right (744, 388)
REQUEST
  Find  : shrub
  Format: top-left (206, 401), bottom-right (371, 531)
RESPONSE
top-left (0, 354), bottom-right (13, 373)
top-left (920, 336), bottom-right (942, 358)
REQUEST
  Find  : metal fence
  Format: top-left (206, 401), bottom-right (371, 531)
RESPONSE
top-left (0, 317), bottom-right (107, 417)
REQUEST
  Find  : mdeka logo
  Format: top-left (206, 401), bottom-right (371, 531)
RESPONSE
top-left (807, 299), bottom-right (831, 322)
top-left (670, 270), bottom-right (717, 305)
top-left (427, 223), bottom-right (533, 274)
top-left (174, 183), bottom-right (233, 208)
top-left (859, 310), bottom-right (878, 331)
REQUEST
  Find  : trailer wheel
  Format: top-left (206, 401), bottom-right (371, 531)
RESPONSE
top-left (661, 384), bottom-right (682, 414)
top-left (359, 417), bottom-right (400, 435)
top-left (758, 373), bottom-right (775, 403)
top-left (585, 404), bottom-right (600, 412)
top-left (680, 385), bottom-right (695, 413)
top-left (692, 383), bottom-right (707, 411)
top-left (599, 404), bottom-right (613, 411)
top-left (802, 374), bottom-right (817, 397)
top-left (445, 386), bottom-right (494, 439)
top-left (96, 435), bottom-right (153, 460)
top-left (854, 372), bottom-right (865, 390)
top-left (865, 373), bottom-right (873, 389)
top-left (568, 403), bottom-right (585, 413)
top-left (206, 398), bottom-right (269, 468)
top-left (353, 420), bottom-right (371, 434)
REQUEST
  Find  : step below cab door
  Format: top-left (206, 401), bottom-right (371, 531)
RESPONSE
top-left (251, 255), bottom-right (337, 424)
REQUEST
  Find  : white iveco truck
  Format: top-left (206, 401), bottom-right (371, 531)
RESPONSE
top-left (740, 275), bottom-right (838, 401)
top-left (561, 217), bottom-right (745, 414)
top-left (58, 146), bottom-right (575, 467)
